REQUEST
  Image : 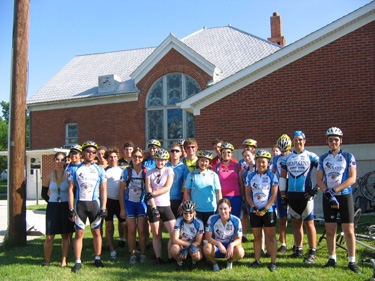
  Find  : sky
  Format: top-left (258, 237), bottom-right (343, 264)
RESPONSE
top-left (0, 0), bottom-right (373, 105)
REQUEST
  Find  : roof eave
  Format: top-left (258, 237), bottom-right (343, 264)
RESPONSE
top-left (27, 92), bottom-right (139, 112)
top-left (131, 33), bottom-right (220, 85)
top-left (179, 2), bottom-right (375, 115)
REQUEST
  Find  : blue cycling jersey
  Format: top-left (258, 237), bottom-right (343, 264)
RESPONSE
top-left (281, 150), bottom-right (318, 193)
top-left (68, 162), bottom-right (106, 203)
top-left (167, 161), bottom-right (189, 200)
top-left (317, 149), bottom-right (356, 195)
top-left (246, 169), bottom-right (278, 211)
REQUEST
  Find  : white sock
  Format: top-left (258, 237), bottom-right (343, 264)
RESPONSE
top-left (329, 255), bottom-right (337, 261)
top-left (348, 256), bottom-right (356, 263)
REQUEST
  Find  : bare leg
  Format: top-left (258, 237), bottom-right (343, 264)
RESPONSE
top-left (44, 234), bottom-right (55, 266)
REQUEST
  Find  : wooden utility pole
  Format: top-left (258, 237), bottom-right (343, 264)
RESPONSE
top-left (8, 0), bottom-right (30, 246)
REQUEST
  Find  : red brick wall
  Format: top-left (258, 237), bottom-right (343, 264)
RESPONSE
top-left (30, 48), bottom-right (212, 151)
top-left (195, 22), bottom-right (375, 149)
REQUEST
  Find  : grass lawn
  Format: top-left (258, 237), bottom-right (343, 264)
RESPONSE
top-left (1, 216), bottom-right (375, 281)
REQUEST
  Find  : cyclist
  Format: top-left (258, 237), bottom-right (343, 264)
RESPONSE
top-left (210, 138), bottom-right (223, 167)
top-left (146, 148), bottom-right (175, 265)
top-left (214, 142), bottom-right (242, 218)
top-left (279, 131), bottom-right (319, 264)
top-left (183, 138), bottom-right (199, 172)
top-left (316, 127), bottom-right (361, 273)
top-left (246, 150), bottom-right (278, 272)
top-left (103, 146), bottom-right (126, 260)
top-left (144, 139), bottom-right (161, 171)
top-left (271, 134), bottom-right (292, 253)
top-left (183, 150), bottom-right (222, 226)
top-left (167, 143), bottom-right (189, 218)
top-left (203, 198), bottom-right (245, 271)
top-left (120, 147), bottom-right (148, 264)
top-left (170, 201), bottom-right (204, 271)
top-left (68, 141), bottom-right (107, 273)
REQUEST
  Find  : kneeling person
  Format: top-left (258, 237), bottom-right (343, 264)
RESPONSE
top-left (203, 198), bottom-right (245, 271)
top-left (170, 201), bottom-right (204, 271)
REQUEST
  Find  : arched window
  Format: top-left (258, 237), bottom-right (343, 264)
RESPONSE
top-left (146, 73), bottom-right (201, 147)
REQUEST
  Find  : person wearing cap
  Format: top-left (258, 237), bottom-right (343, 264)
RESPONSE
top-left (182, 138), bottom-right (199, 172)
top-left (170, 200), bottom-right (204, 271)
top-left (65, 145), bottom-right (82, 174)
top-left (239, 138), bottom-right (257, 170)
top-left (316, 127), bottom-right (361, 274)
top-left (145, 148), bottom-right (175, 265)
top-left (238, 139), bottom-right (257, 243)
top-left (68, 141), bottom-right (108, 273)
top-left (271, 134), bottom-right (292, 253)
top-left (213, 142), bottom-right (242, 218)
top-left (279, 131), bottom-right (319, 264)
top-left (144, 139), bottom-right (161, 171)
top-left (246, 150), bottom-right (278, 272)
top-left (183, 150), bottom-right (222, 226)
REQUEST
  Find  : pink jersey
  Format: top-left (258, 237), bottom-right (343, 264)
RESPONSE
top-left (215, 161), bottom-right (241, 196)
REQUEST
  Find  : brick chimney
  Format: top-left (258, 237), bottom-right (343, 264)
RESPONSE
top-left (268, 12), bottom-right (286, 46)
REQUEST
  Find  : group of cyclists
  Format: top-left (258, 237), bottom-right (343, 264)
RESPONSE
top-left (42, 126), bottom-right (361, 274)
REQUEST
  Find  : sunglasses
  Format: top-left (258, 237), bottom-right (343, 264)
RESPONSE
top-left (294, 138), bottom-right (304, 142)
top-left (55, 157), bottom-right (65, 162)
top-left (85, 149), bottom-right (97, 154)
top-left (328, 138), bottom-right (340, 143)
top-left (183, 211), bottom-right (193, 214)
top-left (170, 149), bottom-right (181, 153)
top-left (132, 155), bottom-right (143, 159)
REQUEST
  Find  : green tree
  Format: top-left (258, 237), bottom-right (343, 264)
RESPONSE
top-left (0, 102), bottom-right (9, 173)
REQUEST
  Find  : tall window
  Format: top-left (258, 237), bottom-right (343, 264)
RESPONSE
top-left (65, 123), bottom-right (78, 146)
top-left (146, 73), bottom-right (201, 147)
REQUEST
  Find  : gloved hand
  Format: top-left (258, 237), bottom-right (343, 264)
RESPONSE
top-left (146, 192), bottom-right (154, 201)
top-left (68, 209), bottom-right (75, 220)
top-left (281, 196), bottom-right (289, 208)
top-left (180, 247), bottom-right (188, 259)
top-left (99, 209), bottom-right (107, 219)
top-left (305, 186), bottom-right (319, 200)
top-left (325, 189), bottom-right (339, 209)
top-left (252, 206), bottom-right (258, 213)
top-left (257, 208), bottom-right (267, 216)
top-left (152, 207), bottom-right (160, 217)
top-left (188, 244), bottom-right (199, 254)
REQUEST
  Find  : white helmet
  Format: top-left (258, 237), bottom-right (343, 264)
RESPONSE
top-left (325, 127), bottom-right (343, 137)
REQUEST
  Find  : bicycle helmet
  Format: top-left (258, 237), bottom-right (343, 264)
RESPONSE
top-left (325, 127), bottom-right (343, 137)
top-left (70, 144), bottom-right (82, 153)
top-left (255, 150), bottom-right (272, 160)
top-left (148, 139), bottom-right (161, 147)
top-left (153, 148), bottom-right (170, 160)
top-left (197, 150), bottom-right (213, 160)
top-left (220, 142), bottom-right (234, 151)
top-left (242, 139), bottom-right (257, 148)
top-left (181, 200), bottom-right (196, 213)
top-left (276, 134), bottom-right (292, 152)
top-left (177, 138), bottom-right (185, 146)
top-left (81, 141), bottom-right (98, 151)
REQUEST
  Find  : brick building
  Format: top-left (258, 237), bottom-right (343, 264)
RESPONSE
top-left (26, 2), bottom-right (375, 200)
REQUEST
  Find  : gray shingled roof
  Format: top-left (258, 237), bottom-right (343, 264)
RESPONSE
top-left (181, 26), bottom-right (281, 80)
top-left (28, 26), bottom-right (281, 105)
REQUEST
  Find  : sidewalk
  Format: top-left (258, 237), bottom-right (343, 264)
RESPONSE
top-left (0, 200), bottom-right (46, 245)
